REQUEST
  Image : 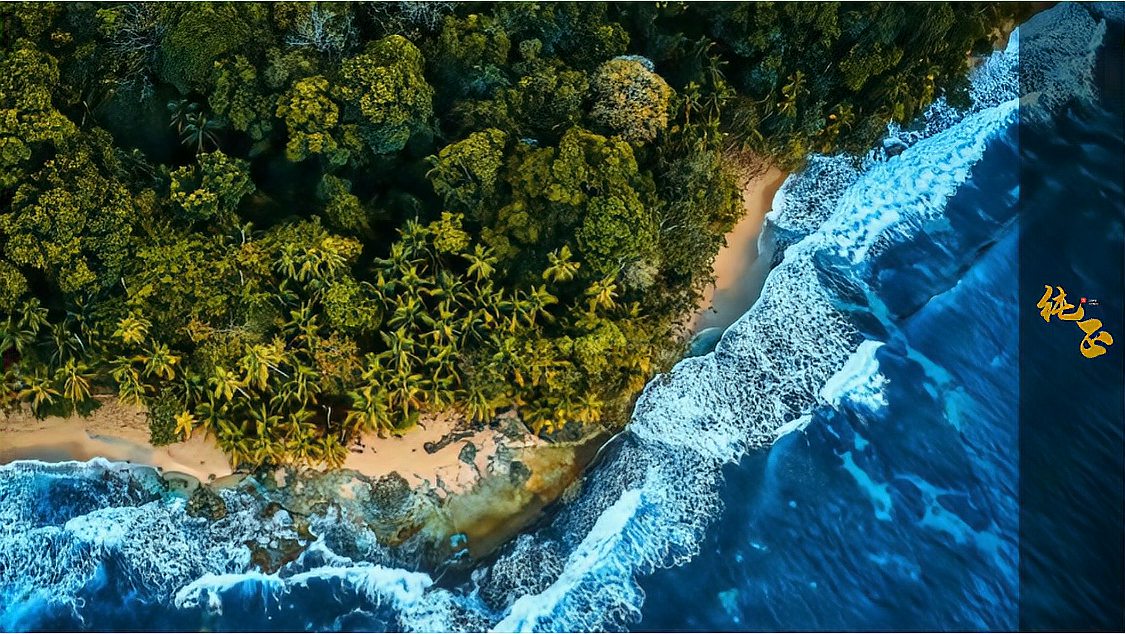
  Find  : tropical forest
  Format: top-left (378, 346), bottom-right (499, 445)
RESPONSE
top-left (0, 2), bottom-right (1020, 469)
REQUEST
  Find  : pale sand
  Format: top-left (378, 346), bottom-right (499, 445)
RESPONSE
top-left (0, 400), bottom-right (232, 482)
top-left (1, 400), bottom-right (539, 497)
top-left (692, 166), bottom-right (788, 332)
top-left (342, 411), bottom-right (544, 497)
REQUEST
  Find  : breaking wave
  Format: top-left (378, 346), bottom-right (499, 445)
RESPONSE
top-left (0, 4), bottom-right (1113, 631)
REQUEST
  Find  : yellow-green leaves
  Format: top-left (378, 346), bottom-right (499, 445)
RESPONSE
top-left (114, 315), bottom-right (151, 346)
top-left (590, 57), bottom-right (674, 144)
top-left (174, 411), bottom-right (196, 440)
top-left (2, 135), bottom-right (133, 298)
top-left (337, 35), bottom-right (434, 155)
top-left (276, 75), bottom-right (346, 164)
top-left (169, 151), bottom-right (255, 224)
top-left (427, 129), bottom-right (507, 217)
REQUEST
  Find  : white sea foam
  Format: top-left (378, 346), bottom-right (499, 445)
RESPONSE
top-left (468, 9), bottom-right (1108, 631)
top-left (819, 341), bottom-right (888, 411)
top-left (0, 6), bottom-right (1112, 632)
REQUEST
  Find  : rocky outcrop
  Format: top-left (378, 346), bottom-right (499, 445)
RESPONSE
top-left (185, 484), bottom-right (228, 520)
top-left (165, 422), bottom-right (608, 575)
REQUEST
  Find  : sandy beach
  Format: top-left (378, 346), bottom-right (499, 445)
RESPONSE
top-left (1, 166), bottom-right (785, 494)
top-left (692, 166), bottom-right (788, 332)
top-left (1, 400), bottom-right (541, 498)
top-left (0, 400), bottom-right (232, 482)
top-left (341, 411), bottom-right (545, 497)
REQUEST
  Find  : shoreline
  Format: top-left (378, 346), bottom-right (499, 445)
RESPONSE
top-left (0, 169), bottom-right (785, 560)
top-left (691, 166), bottom-right (788, 333)
top-left (0, 400), bottom-right (595, 564)
top-left (0, 401), bottom-right (232, 483)
top-left (0, 403), bottom-right (543, 498)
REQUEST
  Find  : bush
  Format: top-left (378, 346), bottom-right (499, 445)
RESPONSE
top-left (146, 390), bottom-right (181, 446)
top-left (589, 57), bottom-right (673, 144)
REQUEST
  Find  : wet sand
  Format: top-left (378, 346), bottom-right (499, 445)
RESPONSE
top-left (1, 401), bottom-right (541, 498)
top-left (692, 166), bottom-right (788, 333)
top-left (0, 401), bottom-right (232, 482)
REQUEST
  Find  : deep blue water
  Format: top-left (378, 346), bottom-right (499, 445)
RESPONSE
top-left (2, 4), bottom-right (1122, 632)
top-left (638, 125), bottom-right (1024, 632)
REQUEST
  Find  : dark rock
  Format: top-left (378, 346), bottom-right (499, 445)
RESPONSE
top-left (246, 537), bottom-right (306, 574)
top-left (186, 486), bottom-right (227, 521)
top-left (458, 441), bottom-right (477, 465)
top-left (370, 472), bottom-right (412, 510)
top-left (500, 416), bottom-right (529, 441)
top-left (508, 460), bottom-right (532, 486)
top-left (425, 426), bottom-right (476, 454)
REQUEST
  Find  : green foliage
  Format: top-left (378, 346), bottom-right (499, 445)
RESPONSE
top-left (0, 1), bottom-right (1019, 468)
top-left (427, 128), bottom-right (507, 217)
top-left (210, 55), bottom-right (275, 141)
top-left (169, 151), bottom-right (255, 224)
top-left (317, 175), bottom-right (368, 234)
top-left (337, 35), bottom-right (434, 155)
top-left (431, 13), bottom-right (512, 100)
top-left (276, 75), bottom-right (346, 164)
top-left (146, 389), bottom-right (182, 446)
top-left (2, 134), bottom-right (133, 297)
top-left (0, 42), bottom-right (77, 188)
top-left (681, 2), bottom-right (1011, 168)
top-left (159, 4), bottom-right (260, 94)
top-left (0, 260), bottom-right (29, 310)
top-left (589, 58), bottom-right (674, 144)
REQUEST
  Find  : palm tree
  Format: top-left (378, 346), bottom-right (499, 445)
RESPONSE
top-left (174, 411), bottom-right (197, 440)
top-left (463, 383), bottom-right (497, 423)
top-left (1, 317), bottom-right (33, 357)
top-left (111, 357), bottom-right (149, 406)
top-left (523, 285), bottom-right (558, 327)
top-left (181, 111), bottom-right (225, 155)
top-left (141, 343), bottom-right (180, 381)
top-left (275, 243), bottom-right (303, 281)
top-left (543, 245), bottom-right (580, 283)
top-left (586, 276), bottom-right (619, 313)
top-left (387, 365), bottom-right (426, 420)
top-left (113, 315), bottom-right (151, 346)
top-left (318, 435), bottom-right (349, 470)
top-left (250, 433), bottom-right (278, 466)
top-left (249, 402), bottom-right (281, 440)
top-left (427, 298), bottom-right (460, 345)
top-left (464, 244), bottom-right (496, 282)
top-left (47, 323), bottom-right (82, 368)
top-left (168, 99), bottom-right (197, 134)
top-left (239, 344), bottom-right (284, 391)
top-left (380, 328), bottom-right (420, 372)
top-left (284, 429), bottom-right (317, 465)
top-left (209, 366), bottom-right (248, 403)
top-left (574, 392), bottom-right (604, 425)
top-left (345, 385), bottom-right (391, 435)
top-left (283, 304), bottom-right (322, 350)
top-left (271, 362), bottom-right (321, 409)
top-left (19, 299), bottom-right (49, 334)
top-left (58, 359), bottom-right (94, 404)
top-left (778, 70), bottom-right (805, 118)
top-left (2, 300), bottom-right (47, 356)
top-left (388, 294), bottom-right (431, 330)
top-left (19, 369), bottom-right (60, 416)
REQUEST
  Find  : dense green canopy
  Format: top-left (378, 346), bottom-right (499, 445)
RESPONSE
top-left (0, 2), bottom-right (1017, 469)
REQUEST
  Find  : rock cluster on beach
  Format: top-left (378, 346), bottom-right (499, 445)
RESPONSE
top-left (169, 424), bottom-right (602, 573)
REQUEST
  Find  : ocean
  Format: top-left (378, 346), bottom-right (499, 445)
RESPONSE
top-left (1, 4), bottom-right (1122, 632)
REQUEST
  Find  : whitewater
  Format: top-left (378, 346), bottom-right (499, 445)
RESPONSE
top-left (0, 4), bottom-right (1117, 631)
